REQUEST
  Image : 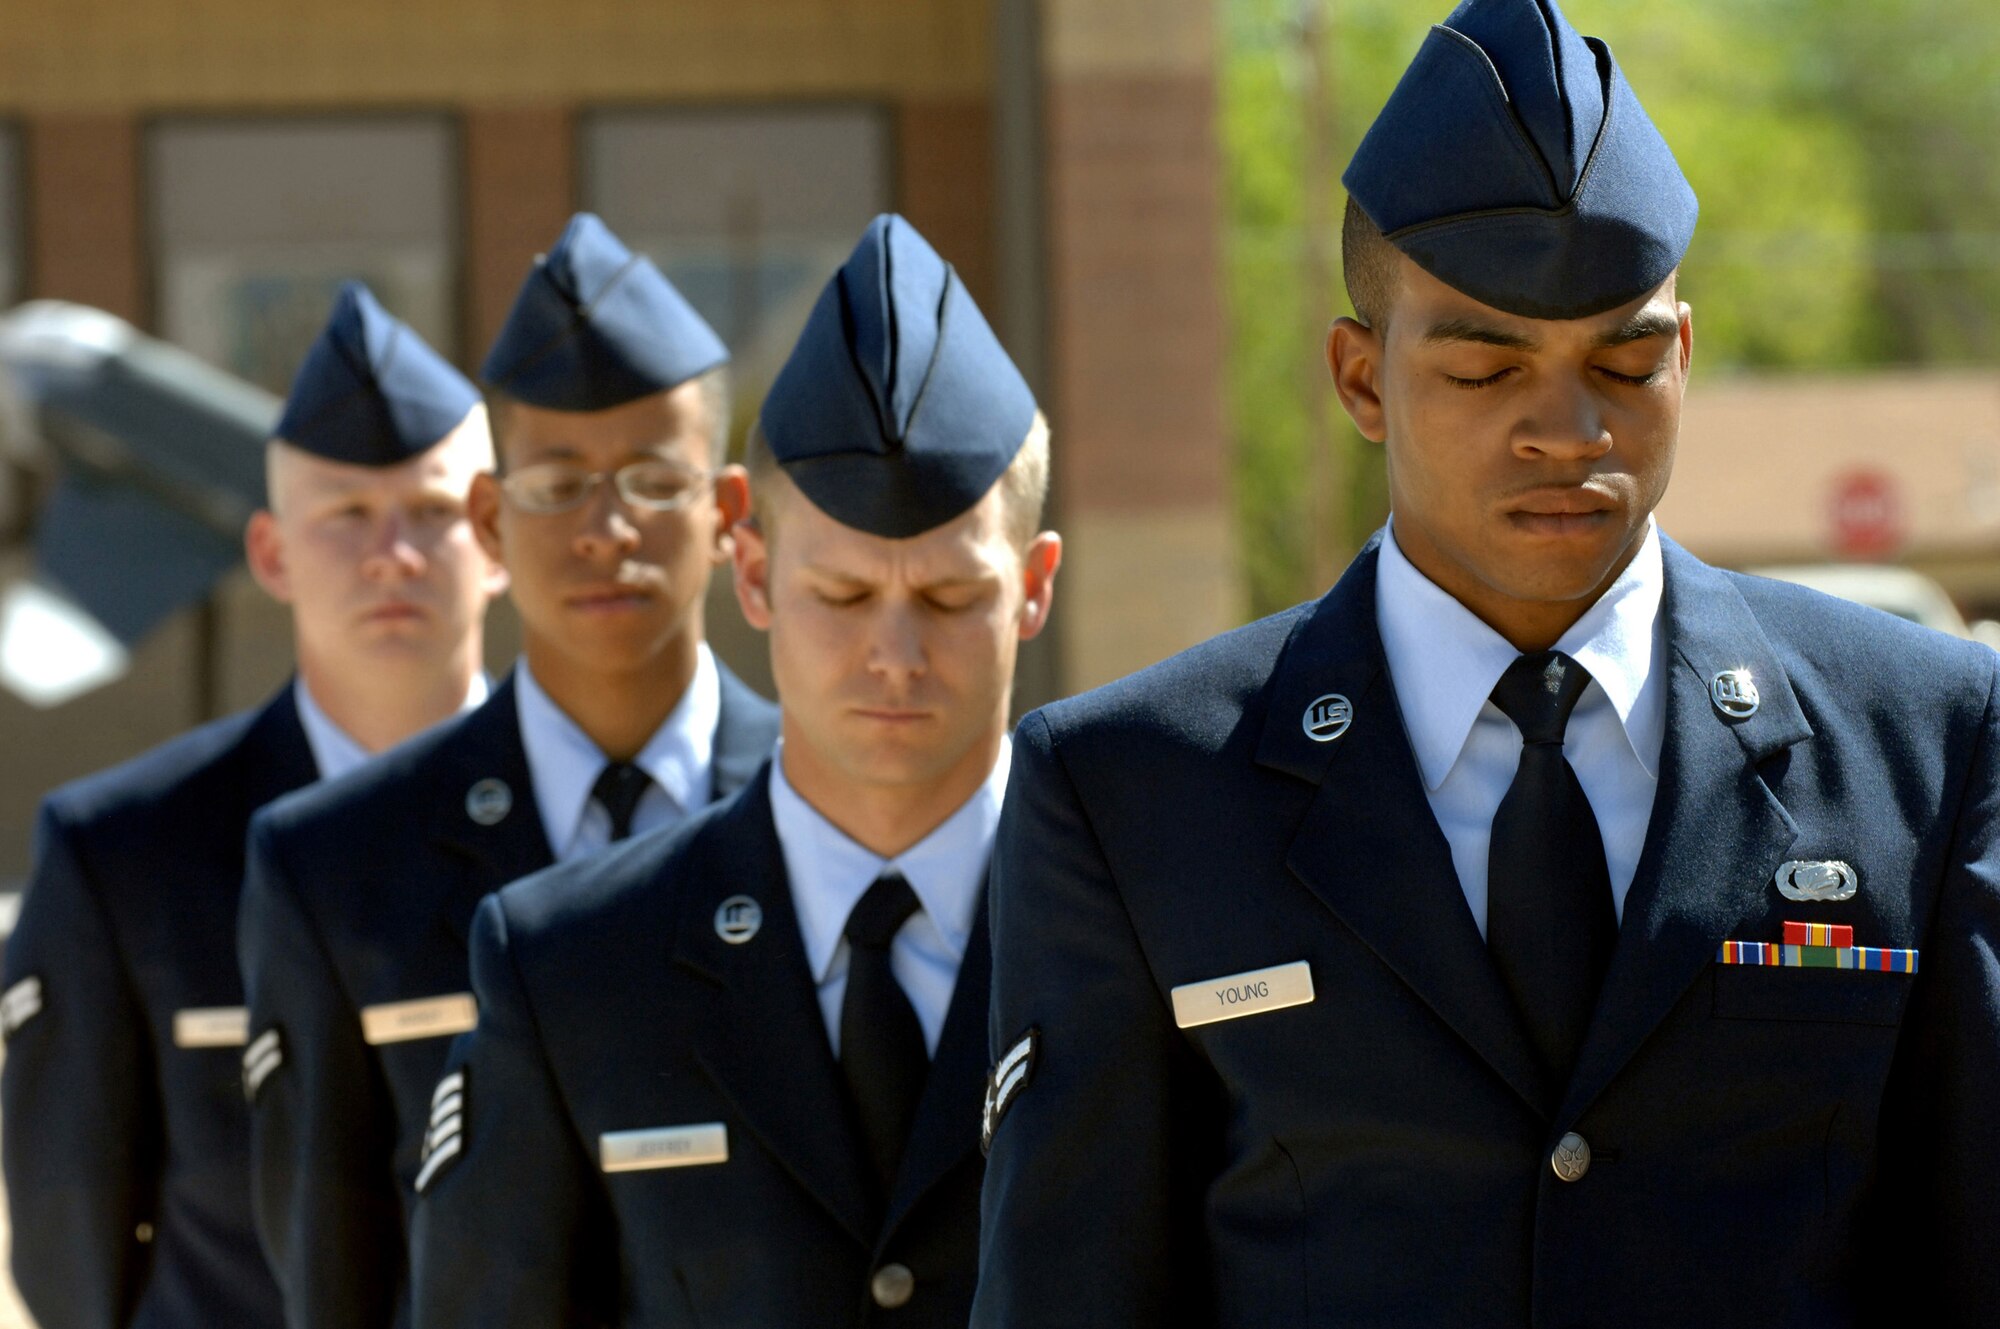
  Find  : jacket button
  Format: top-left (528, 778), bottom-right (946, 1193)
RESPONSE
top-left (871, 1262), bottom-right (915, 1309)
top-left (135, 1222), bottom-right (155, 1244)
top-left (1551, 1131), bottom-right (1591, 1182)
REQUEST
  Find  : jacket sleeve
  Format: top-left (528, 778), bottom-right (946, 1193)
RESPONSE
top-left (411, 893), bottom-right (608, 1329)
top-left (1874, 650), bottom-right (2000, 1325)
top-left (1, 802), bottom-right (160, 1329)
top-left (238, 812), bottom-right (404, 1329)
top-left (970, 710), bottom-right (1209, 1328)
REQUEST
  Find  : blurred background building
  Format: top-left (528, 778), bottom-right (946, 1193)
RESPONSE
top-left (0, 0), bottom-right (1997, 895)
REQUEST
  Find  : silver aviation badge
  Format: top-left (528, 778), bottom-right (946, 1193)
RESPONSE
top-left (1302, 694), bottom-right (1353, 743)
top-left (1774, 860), bottom-right (1860, 903)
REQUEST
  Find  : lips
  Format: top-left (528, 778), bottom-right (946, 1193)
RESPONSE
top-left (1507, 485), bottom-right (1616, 517)
top-left (361, 601), bottom-right (427, 623)
top-left (565, 583), bottom-right (655, 609)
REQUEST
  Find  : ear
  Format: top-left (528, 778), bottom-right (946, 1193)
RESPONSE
top-left (244, 510), bottom-right (293, 604)
top-left (1677, 301), bottom-right (1695, 381)
top-left (1016, 531), bottom-right (1063, 642)
top-left (731, 517), bottom-right (774, 632)
top-left (710, 463), bottom-right (752, 566)
top-left (467, 472), bottom-right (507, 565)
top-left (1327, 317), bottom-right (1389, 444)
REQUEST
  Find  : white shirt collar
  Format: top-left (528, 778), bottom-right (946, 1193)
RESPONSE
top-left (293, 673), bottom-right (489, 783)
top-left (1375, 518), bottom-right (1666, 791)
top-left (513, 645), bottom-right (721, 857)
top-left (771, 738), bottom-right (1010, 986)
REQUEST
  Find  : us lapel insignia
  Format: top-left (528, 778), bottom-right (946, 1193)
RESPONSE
top-left (1301, 694), bottom-right (1353, 743)
top-left (465, 778), bottom-right (512, 826)
top-left (1710, 669), bottom-right (1760, 719)
top-left (713, 895), bottom-right (763, 945)
top-left (1775, 859), bottom-right (1859, 903)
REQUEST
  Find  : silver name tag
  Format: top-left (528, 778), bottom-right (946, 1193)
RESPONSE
top-left (360, 993), bottom-right (477, 1046)
top-left (173, 1006), bottom-right (249, 1048)
top-left (1171, 960), bottom-right (1315, 1029)
top-left (600, 1123), bottom-right (729, 1173)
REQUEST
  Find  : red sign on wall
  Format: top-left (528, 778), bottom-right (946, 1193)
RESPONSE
top-left (1829, 469), bottom-right (1905, 560)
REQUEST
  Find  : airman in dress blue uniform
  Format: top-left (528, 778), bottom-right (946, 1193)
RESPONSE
top-left (973, 2), bottom-right (2000, 1325)
top-left (408, 213), bottom-right (1063, 1329)
top-left (2, 283), bottom-right (501, 1329)
top-left (236, 215), bottom-right (780, 1329)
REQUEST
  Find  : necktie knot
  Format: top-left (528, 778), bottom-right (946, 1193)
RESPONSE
top-left (846, 872), bottom-right (921, 951)
top-left (591, 761), bottom-right (654, 842)
top-left (1490, 650), bottom-right (1593, 746)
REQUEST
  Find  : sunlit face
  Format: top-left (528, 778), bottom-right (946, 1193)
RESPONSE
top-left (248, 410), bottom-right (502, 676)
top-left (470, 383), bottom-right (733, 678)
top-left (733, 476), bottom-right (1059, 794)
top-left (1331, 253), bottom-right (1692, 617)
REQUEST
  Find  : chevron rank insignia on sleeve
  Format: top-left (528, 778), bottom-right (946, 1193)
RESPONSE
top-left (242, 1028), bottom-right (283, 1101)
top-left (0, 976), bottom-right (43, 1041)
top-left (415, 1070), bottom-right (468, 1194)
top-left (982, 1028), bottom-right (1038, 1155)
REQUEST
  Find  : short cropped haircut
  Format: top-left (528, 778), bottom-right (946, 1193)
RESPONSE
top-left (1342, 196), bottom-right (1400, 331)
top-left (744, 410), bottom-right (1052, 552)
top-left (484, 365), bottom-right (733, 471)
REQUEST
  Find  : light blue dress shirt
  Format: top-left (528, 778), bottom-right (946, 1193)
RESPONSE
top-left (293, 673), bottom-right (490, 783)
top-left (770, 739), bottom-right (1010, 1058)
top-left (1374, 519), bottom-right (1667, 936)
top-left (513, 645), bottom-right (719, 862)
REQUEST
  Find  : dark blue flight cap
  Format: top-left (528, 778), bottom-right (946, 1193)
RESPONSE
top-left (481, 213), bottom-right (728, 412)
top-left (759, 214), bottom-right (1036, 540)
top-left (1342, 0), bottom-right (1698, 321)
top-left (273, 282), bottom-right (481, 466)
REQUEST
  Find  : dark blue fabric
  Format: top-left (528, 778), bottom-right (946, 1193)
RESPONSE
top-left (1343, 0), bottom-right (1698, 319)
top-left (238, 666), bottom-right (776, 1329)
top-left (480, 213), bottom-right (728, 411)
top-left (410, 768), bottom-right (990, 1328)
top-left (3, 688), bottom-right (315, 1329)
top-left (273, 282), bottom-right (479, 467)
top-left (760, 214), bottom-right (1036, 540)
top-left (972, 533), bottom-right (2000, 1326)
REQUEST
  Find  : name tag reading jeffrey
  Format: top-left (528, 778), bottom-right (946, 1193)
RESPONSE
top-left (1171, 961), bottom-right (1315, 1029)
top-left (360, 993), bottom-right (477, 1046)
top-left (601, 1123), bottom-right (729, 1173)
top-left (173, 1006), bottom-right (249, 1048)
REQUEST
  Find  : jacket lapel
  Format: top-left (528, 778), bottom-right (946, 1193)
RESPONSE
top-left (1256, 537), bottom-right (1551, 1116)
top-left (250, 683), bottom-right (322, 809)
top-left (879, 890), bottom-right (991, 1246)
top-left (430, 674), bottom-right (555, 942)
top-left (1557, 539), bottom-right (1812, 1122)
top-left (672, 773), bottom-right (877, 1246)
top-left (710, 663), bottom-right (777, 800)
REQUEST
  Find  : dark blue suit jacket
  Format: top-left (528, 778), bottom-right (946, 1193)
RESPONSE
top-left (3, 688), bottom-right (315, 1329)
top-left (238, 665), bottom-right (776, 1329)
top-left (408, 766), bottom-right (991, 1329)
top-left (973, 535), bottom-right (2000, 1328)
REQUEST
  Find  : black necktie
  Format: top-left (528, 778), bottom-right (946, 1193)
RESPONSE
top-left (839, 872), bottom-right (929, 1197)
top-left (1486, 651), bottom-right (1619, 1082)
top-left (590, 761), bottom-right (653, 842)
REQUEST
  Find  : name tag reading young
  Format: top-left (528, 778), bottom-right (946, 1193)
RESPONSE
top-left (600, 1123), bottom-right (729, 1173)
top-left (174, 1006), bottom-right (250, 1048)
top-left (360, 993), bottom-right (478, 1045)
top-left (1171, 960), bottom-right (1315, 1029)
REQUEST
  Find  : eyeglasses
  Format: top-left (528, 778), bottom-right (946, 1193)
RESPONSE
top-left (499, 459), bottom-right (712, 515)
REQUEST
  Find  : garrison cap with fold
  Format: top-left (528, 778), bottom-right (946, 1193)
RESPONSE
top-left (273, 282), bottom-right (481, 466)
top-left (481, 212), bottom-right (729, 412)
top-left (759, 213), bottom-right (1036, 540)
top-left (1342, 0), bottom-right (1698, 321)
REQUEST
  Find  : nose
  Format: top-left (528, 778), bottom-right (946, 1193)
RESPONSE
top-left (866, 601), bottom-right (928, 689)
top-left (571, 479), bottom-right (642, 562)
top-left (361, 514), bottom-right (425, 583)
top-left (1513, 370), bottom-right (1613, 463)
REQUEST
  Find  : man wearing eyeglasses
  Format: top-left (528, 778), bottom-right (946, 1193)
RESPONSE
top-left (237, 213), bottom-right (780, 1329)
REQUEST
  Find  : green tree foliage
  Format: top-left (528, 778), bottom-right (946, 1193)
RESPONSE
top-left (1224, 0), bottom-right (2000, 615)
